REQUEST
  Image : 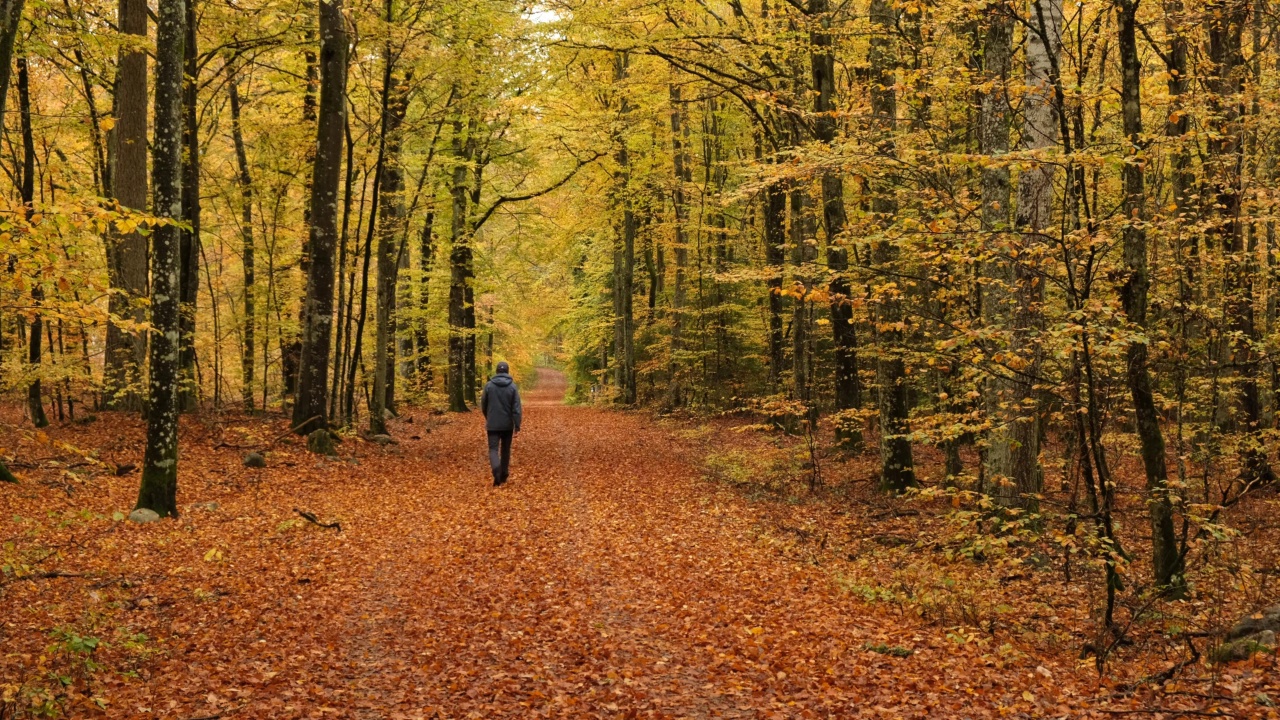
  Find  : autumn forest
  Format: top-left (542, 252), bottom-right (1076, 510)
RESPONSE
top-left (2, 0), bottom-right (1280, 716)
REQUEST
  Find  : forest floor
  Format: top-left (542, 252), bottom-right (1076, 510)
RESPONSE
top-left (1, 369), bottom-right (1278, 719)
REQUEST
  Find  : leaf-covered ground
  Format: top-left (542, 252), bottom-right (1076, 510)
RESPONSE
top-left (2, 371), bottom-right (1277, 718)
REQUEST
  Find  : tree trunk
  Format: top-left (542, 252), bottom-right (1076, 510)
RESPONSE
top-left (669, 83), bottom-right (690, 407)
top-left (447, 119), bottom-right (475, 412)
top-left (178, 0), bottom-right (200, 410)
top-left (228, 64), bottom-right (256, 413)
top-left (416, 206), bottom-right (436, 386)
top-left (790, 180), bottom-right (815, 408)
top-left (104, 0), bottom-right (149, 411)
top-left (764, 179), bottom-right (787, 391)
top-left (1206, 0), bottom-right (1274, 486)
top-left (978, 0), bottom-right (1015, 495)
top-left (992, 0), bottom-right (1063, 506)
top-left (1117, 0), bottom-right (1184, 592)
top-left (136, 0), bottom-right (185, 517)
top-left (285, 23), bottom-right (321, 399)
top-left (612, 53), bottom-right (637, 404)
top-left (18, 57), bottom-right (47, 428)
top-left (371, 14), bottom-right (408, 435)
top-left (810, 0), bottom-right (861, 446)
top-left (0, 0), bottom-right (24, 125)
top-left (464, 143), bottom-right (485, 407)
top-left (291, 0), bottom-right (346, 435)
top-left (869, 0), bottom-right (915, 492)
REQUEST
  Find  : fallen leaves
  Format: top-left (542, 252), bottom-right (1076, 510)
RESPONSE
top-left (0, 373), bottom-right (1277, 718)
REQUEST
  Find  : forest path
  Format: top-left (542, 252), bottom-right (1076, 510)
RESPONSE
top-left (55, 369), bottom-right (1091, 718)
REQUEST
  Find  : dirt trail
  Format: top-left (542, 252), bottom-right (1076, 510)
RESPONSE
top-left (4, 369), bottom-right (1098, 718)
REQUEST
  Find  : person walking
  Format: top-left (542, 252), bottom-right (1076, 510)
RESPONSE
top-left (481, 361), bottom-right (522, 486)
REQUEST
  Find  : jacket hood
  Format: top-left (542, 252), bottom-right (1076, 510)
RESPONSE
top-left (489, 374), bottom-right (514, 387)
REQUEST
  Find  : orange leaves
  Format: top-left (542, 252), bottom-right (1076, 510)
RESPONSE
top-left (1, 379), bottom-right (1277, 719)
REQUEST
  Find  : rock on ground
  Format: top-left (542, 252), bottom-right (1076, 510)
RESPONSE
top-left (128, 508), bottom-right (161, 523)
top-left (1216, 606), bottom-right (1280, 662)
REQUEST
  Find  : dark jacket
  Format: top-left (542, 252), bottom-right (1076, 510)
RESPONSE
top-left (481, 374), bottom-right (522, 433)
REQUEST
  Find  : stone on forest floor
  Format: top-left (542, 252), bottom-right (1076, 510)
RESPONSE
top-left (1213, 605), bottom-right (1280, 663)
top-left (307, 429), bottom-right (339, 457)
top-left (369, 434), bottom-right (397, 446)
top-left (243, 452), bottom-right (266, 468)
top-left (128, 508), bottom-right (161, 524)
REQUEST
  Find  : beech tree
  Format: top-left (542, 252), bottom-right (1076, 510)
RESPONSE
top-left (292, 0), bottom-right (347, 434)
top-left (104, 0), bottom-right (149, 411)
top-left (136, 0), bottom-right (186, 516)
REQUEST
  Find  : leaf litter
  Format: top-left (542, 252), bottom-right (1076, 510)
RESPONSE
top-left (1, 375), bottom-right (1276, 718)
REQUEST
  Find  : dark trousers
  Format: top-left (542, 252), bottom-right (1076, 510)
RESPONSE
top-left (488, 431), bottom-right (513, 485)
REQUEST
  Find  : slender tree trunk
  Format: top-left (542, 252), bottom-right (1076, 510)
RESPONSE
top-left (104, 0), bottom-right (149, 411)
top-left (345, 203), bottom-right (375, 426)
top-left (810, 0), bottom-right (862, 445)
top-left (463, 154), bottom-right (485, 406)
top-left (764, 179), bottom-right (787, 390)
top-left (285, 23), bottom-right (321, 399)
top-left (136, 0), bottom-right (185, 516)
top-left (18, 57), bottom-right (47, 428)
top-left (0, 0), bottom-right (25, 124)
top-left (993, 0), bottom-right (1063, 506)
top-left (330, 121), bottom-right (356, 421)
top-left (612, 53), bottom-right (637, 404)
top-left (1205, 0), bottom-right (1273, 486)
top-left (371, 14), bottom-right (408, 434)
top-left (790, 179), bottom-right (815, 408)
top-left (669, 83), bottom-right (690, 407)
top-left (978, 0), bottom-right (1026, 503)
top-left (178, 0), bottom-right (200, 410)
top-left (228, 64), bottom-right (256, 413)
top-left (67, 12), bottom-right (109, 196)
top-left (416, 207), bottom-right (436, 386)
top-left (869, 0), bottom-right (915, 492)
top-left (291, 0), bottom-right (346, 435)
top-left (447, 119), bottom-right (474, 412)
top-left (1117, 0), bottom-right (1184, 591)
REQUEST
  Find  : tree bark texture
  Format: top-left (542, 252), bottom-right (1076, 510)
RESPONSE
top-left (18, 57), bottom-right (48, 428)
top-left (1117, 0), bottom-right (1184, 591)
top-left (0, 0), bottom-right (25, 130)
top-left (1205, 0), bottom-right (1275, 485)
top-left (669, 83), bottom-right (690, 407)
top-left (612, 53), bottom-right (637, 405)
top-left (869, 0), bottom-right (915, 492)
top-left (292, 0), bottom-right (347, 435)
top-left (104, 0), bottom-right (149, 411)
top-left (136, 0), bottom-right (186, 517)
top-left (810, 0), bottom-right (862, 443)
top-left (447, 119), bottom-right (475, 412)
top-left (228, 65), bottom-right (256, 413)
top-left (178, 0), bottom-right (200, 410)
top-left (371, 22), bottom-right (408, 434)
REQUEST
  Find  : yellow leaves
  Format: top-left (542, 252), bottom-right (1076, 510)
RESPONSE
top-left (98, 117), bottom-right (116, 132)
top-left (203, 547), bottom-right (225, 563)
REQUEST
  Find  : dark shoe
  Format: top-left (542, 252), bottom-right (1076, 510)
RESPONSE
top-left (493, 478), bottom-right (506, 487)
